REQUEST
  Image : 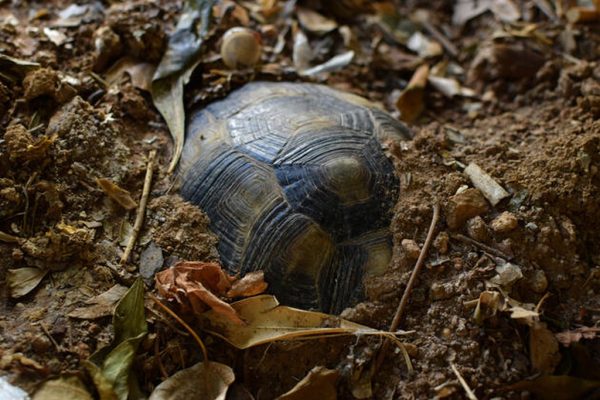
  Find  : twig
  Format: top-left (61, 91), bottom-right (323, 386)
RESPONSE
top-left (39, 323), bottom-right (62, 352)
top-left (154, 333), bottom-right (169, 379)
top-left (450, 362), bottom-right (478, 400)
top-left (149, 293), bottom-right (209, 362)
top-left (450, 233), bottom-right (512, 260)
top-left (0, 231), bottom-right (20, 243)
top-left (421, 20), bottom-right (458, 58)
top-left (374, 203), bottom-right (440, 371)
top-left (121, 150), bottom-right (157, 265)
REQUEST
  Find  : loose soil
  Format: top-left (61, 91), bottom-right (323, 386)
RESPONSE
top-left (1, 1), bottom-right (599, 399)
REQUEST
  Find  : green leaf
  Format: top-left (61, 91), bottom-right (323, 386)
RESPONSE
top-left (151, 0), bottom-right (217, 173)
top-left (88, 279), bottom-right (147, 400)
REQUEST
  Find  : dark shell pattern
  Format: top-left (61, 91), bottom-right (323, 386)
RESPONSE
top-left (180, 82), bottom-right (411, 313)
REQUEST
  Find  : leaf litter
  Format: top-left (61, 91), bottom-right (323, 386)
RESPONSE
top-left (2, 0), bottom-right (600, 398)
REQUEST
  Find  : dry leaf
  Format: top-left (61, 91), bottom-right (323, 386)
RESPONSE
top-left (396, 64), bottom-right (429, 123)
top-left (428, 76), bottom-right (476, 98)
top-left (566, 7), bottom-right (600, 23)
top-left (530, 321), bottom-right (561, 374)
top-left (277, 366), bottom-right (339, 400)
top-left (151, 0), bottom-right (216, 172)
top-left (7, 267), bottom-right (48, 298)
top-left (407, 32), bottom-right (442, 58)
top-left (155, 261), bottom-right (243, 325)
top-left (292, 30), bottom-right (313, 71)
top-left (33, 376), bottom-right (93, 400)
top-left (149, 361), bottom-right (234, 400)
top-left (300, 51), bottom-right (355, 77)
top-left (43, 27), bottom-right (68, 46)
top-left (556, 327), bottom-right (600, 347)
top-left (296, 7), bottom-right (337, 35)
top-left (68, 285), bottom-right (129, 319)
top-left (96, 178), bottom-right (137, 210)
top-left (202, 295), bottom-right (376, 349)
top-left (489, 0), bottom-right (520, 22)
top-left (226, 271), bottom-right (268, 298)
top-left (105, 57), bottom-right (156, 92)
top-left (452, 0), bottom-right (491, 25)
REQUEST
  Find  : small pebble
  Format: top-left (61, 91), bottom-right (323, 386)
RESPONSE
top-left (529, 270), bottom-right (548, 293)
top-left (467, 216), bottom-right (489, 242)
top-left (434, 231), bottom-right (449, 254)
top-left (490, 211), bottom-right (518, 234)
top-left (445, 188), bottom-right (489, 229)
top-left (31, 335), bottom-right (52, 354)
top-left (430, 282), bottom-right (454, 300)
top-left (401, 239), bottom-right (421, 260)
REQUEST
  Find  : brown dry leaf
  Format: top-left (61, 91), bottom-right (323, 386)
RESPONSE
top-left (68, 284), bottom-right (129, 319)
top-left (149, 361), bottom-right (234, 400)
top-left (277, 366), bottom-right (339, 400)
top-left (396, 64), bottom-right (429, 123)
top-left (226, 271), bottom-right (268, 298)
top-left (530, 321), bottom-right (561, 374)
top-left (7, 267), bottom-right (48, 298)
top-left (96, 178), bottom-right (137, 210)
top-left (489, 0), bottom-right (520, 22)
top-left (452, 0), bottom-right (491, 25)
top-left (556, 327), bottom-right (600, 347)
top-left (566, 6), bottom-right (600, 23)
top-left (33, 376), bottom-right (93, 400)
top-left (296, 7), bottom-right (337, 35)
top-left (105, 57), bottom-right (156, 92)
top-left (155, 261), bottom-right (243, 325)
top-left (452, 0), bottom-right (519, 25)
top-left (202, 295), bottom-right (376, 349)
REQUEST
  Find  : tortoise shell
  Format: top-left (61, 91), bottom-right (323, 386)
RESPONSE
top-left (180, 82), bottom-right (411, 313)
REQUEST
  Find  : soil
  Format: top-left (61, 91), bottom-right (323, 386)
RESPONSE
top-left (1, 1), bottom-right (600, 399)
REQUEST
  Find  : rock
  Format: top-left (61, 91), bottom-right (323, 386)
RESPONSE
top-left (434, 232), bottom-right (450, 254)
top-left (401, 239), bottom-right (421, 260)
top-left (489, 262), bottom-right (523, 286)
top-left (466, 216), bottom-right (490, 242)
top-left (23, 68), bottom-right (76, 104)
top-left (464, 163), bottom-right (510, 206)
top-left (140, 241), bottom-right (164, 280)
top-left (529, 270), bottom-right (548, 293)
top-left (446, 188), bottom-right (489, 229)
top-left (490, 212), bottom-right (518, 234)
top-left (430, 282), bottom-right (454, 300)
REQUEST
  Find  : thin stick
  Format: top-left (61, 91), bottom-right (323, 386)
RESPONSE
top-left (375, 203), bottom-right (440, 371)
top-left (154, 333), bottom-right (169, 379)
top-left (39, 323), bottom-right (62, 352)
top-left (149, 293), bottom-right (209, 362)
top-left (0, 231), bottom-right (20, 243)
top-left (391, 203), bottom-right (439, 331)
top-left (450, 233), bottom-right (512, 260)
top-left (420, 20), bottom-right (458, 58)
top-left (121, 150), bottom-right (157, 265)
top-left (450, 362), bottom-right (478, 400)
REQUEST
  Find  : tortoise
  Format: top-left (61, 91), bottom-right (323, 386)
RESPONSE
top-left (179, 82), bottom-right (411, 313)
